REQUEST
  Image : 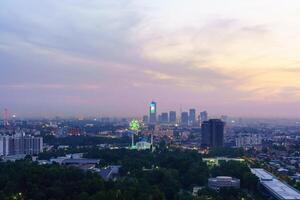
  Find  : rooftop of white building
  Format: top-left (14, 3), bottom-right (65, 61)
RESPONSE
top-left (251, 168), bottom-right (300, 200)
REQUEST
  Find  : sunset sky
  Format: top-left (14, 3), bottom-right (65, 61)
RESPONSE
top-left (1, 0), bottom-right (300, 118)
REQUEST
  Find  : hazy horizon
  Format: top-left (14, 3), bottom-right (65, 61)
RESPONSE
top-left (1, 1), bottom-right (300, 118)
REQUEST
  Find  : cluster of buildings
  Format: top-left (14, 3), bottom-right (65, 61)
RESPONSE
top-left (143, 101), bottom-right (208, 126)
top-left (142, 102), bottom-right (225, 148)
top-left (0, 134), bottom-right (43, 156)
top-left (235, 134), bottom-right (262, 148)
top-left (257, 153), bottom-right (300, 183)
top-left (40, 153), bottom-right (121, 181)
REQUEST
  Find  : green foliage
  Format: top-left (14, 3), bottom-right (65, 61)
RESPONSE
top-left (1, 149), bottom-right (209, 200)
top-left (197, 187), bottom-right (252, 200)
top-left (207, 147), bottom-right (244, 158)
top-left (0, 148), bottom-right (258, 200)
top-left (85, 148), bottom-right (209, 189)
top-left (38, 149), bottom-right (69, 160)
top-left (211, 161), bottom-right (259, 191)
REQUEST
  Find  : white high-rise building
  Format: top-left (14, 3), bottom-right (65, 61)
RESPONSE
top-left (0, 136), bottom-right (10, 156)
top-left (0, 135), bottom-right (43, 156)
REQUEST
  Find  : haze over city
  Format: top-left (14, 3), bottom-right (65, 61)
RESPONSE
top-left (1, 0), bottom-right (300, 118)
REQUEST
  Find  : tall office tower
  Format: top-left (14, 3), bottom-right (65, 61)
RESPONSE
top-left (161, 112), bottom-right (169, 124)
top-left (200, 111), bottom-right (208, 123)
top-left (169, 111), bottom-right (177, 124)
top-left (149, 101), bottom-right (157, 124)
top-left (201, 119), bottom-right (224, 147)
top-left (189, 109), bottom-right (196, 125)
top-left (181, 112), bottom-right (189, 126)
top-left (142, 115), bottom-right (149, 124)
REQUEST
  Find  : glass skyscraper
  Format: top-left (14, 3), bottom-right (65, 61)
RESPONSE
top-left (149, 101), bottom-right (157, 124)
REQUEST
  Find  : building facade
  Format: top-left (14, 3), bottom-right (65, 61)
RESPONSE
top-left (208, 176), bottom-right (240, 190)
top-left (161, 112), bottom-right (169, 124)
top-left (149, 102), bottom-right (157, 124)
top-left (189, 109), bottom-right (196, 126)
top-left (235, 134), bottom-right (262, 148)
top-left (200, 111), bottom-right (208, 123)
top-left (201, 119), bottom-right (224, 147)
top-left (169, 111), bottom-right (176, 124)
top-left (0, 136), bottom-right (10, 156)
top-left (0, 135), bottom-right (43, 156)
top-left (181, 112), bottom-right (189, 126)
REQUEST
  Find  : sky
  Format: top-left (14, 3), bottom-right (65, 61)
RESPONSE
top-left (1, 0), bottom-right (300, 118)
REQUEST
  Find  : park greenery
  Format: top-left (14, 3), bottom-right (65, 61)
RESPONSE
top-left (206, 147), bottom-right (244, 158)
top-left (0, 147), bottom-right (260, 200)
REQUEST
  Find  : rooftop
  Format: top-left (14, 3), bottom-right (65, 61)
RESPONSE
top-left (262, 179), bottom-right (300, 200)
top-left (251, 168), bottom-right (273, 181)
top-left (209, 176), bottom-right (240, 182)
top-left (61, 158), bottom-right (100, 165)
top-left (251, 168), bottom-right (300, 200)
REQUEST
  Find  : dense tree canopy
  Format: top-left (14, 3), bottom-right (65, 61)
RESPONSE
top-left (1, 148), bottom-right (260, 200)
top-left (211, 161), bottom-right (259, 191)
top-left (206, 147), bottom-right (244, 158)
top-left (85, 148), bottom-right (209, 189)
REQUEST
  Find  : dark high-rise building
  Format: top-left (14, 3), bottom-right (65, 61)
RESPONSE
top-left (201, 119), bottom-right (224, 147)
top-left (181, 112), bottom-right (189, 126)
top-left (142, 115), bottom-right (149, 124)
top-left (189, 109), bottom-right (196, 125)
top-left (169, 111), bottom-right (176, 124)
top-left (200, 111), bottom-right (208, 123)
top-left (149, 101), bottom-right (157, 124)
top-left (161, 112), bottom-right (169, 124)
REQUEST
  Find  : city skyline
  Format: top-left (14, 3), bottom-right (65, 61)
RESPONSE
top-left (1, 0), bottom-right (300, 118)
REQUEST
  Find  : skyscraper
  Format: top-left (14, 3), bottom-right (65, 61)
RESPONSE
top-left (169, 111), bottom-right (176, 124)
top-left (201, 119), bottom-right (224, 147)
top-left (181, 112), bottom-right (189, 126)
top-left (161, 112), bottom-right (169, 124)
top-left (158, 114), bottom-right (162, 123)
top-left (142, 115), bottom-right (149, 124)
top-left (189, 109), bottom-right (196, 125)
top-left (200, 111), bottom-right (208, 123)
top-left (149, 101), bottom-right (157, 124)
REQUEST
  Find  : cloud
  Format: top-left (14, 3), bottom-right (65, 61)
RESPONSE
top-left (1, 0), bottom-right (300, 117)
top-left (144, 70), bottom-right (174, 80)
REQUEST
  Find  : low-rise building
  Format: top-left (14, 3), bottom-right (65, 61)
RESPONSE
top-left (208, 176), bottom-right (240, 190)
top-left (251, 168), bottom-right (300, 200)
top-left (97, 165), bottom-right (121, 181)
